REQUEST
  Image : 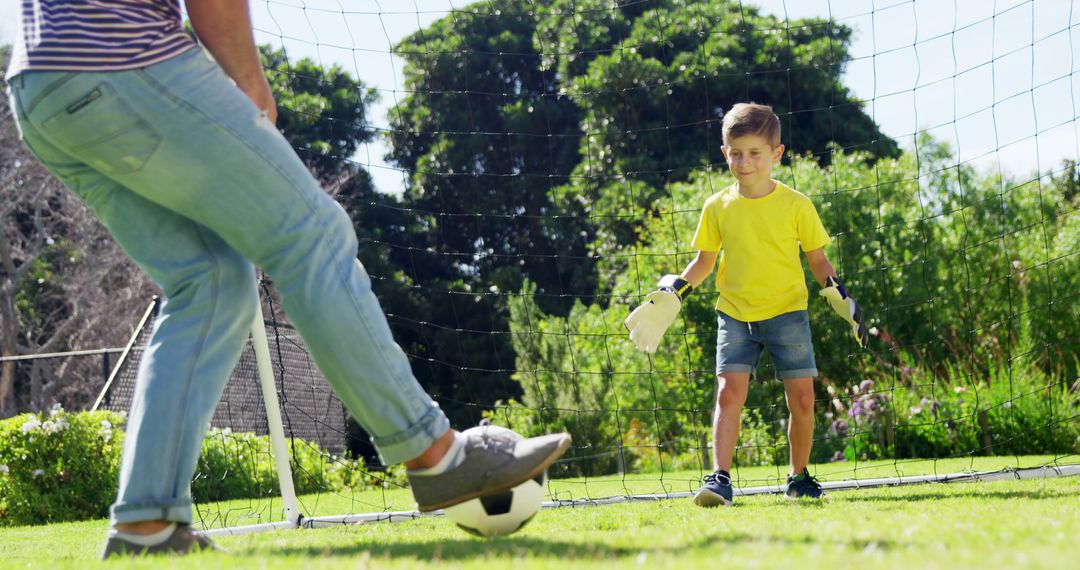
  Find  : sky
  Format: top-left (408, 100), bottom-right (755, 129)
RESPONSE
top-left (2, 0), bottom-right (1078, 195)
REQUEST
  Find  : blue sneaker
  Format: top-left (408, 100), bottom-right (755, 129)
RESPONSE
top-left (693, 470), bottom-right (733, 507)
top-left (785, 469), bottom-right (825, 499)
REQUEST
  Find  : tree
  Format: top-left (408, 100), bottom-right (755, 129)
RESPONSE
top-left (388, 1), bottom-right (592, 315)
top-left (390, 0), bottom-right (900, 302)
top-left (552, 0), bottom-right (898, 261)
top-left (260, 46), bottom-right (379, 185)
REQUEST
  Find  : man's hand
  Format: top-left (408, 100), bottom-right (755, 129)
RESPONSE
top-left (236, 74), bottom-right (278, 124)
top-left (186, 0), bottom-right (277, 123)
top-left (819, 276), bottom-right (869, 349)
top-left (624, 275), bottom-right (693, 354)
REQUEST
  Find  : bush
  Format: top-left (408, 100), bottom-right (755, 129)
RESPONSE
top-left (891, 363), bottom-right (1080, 458)
top-left (194, 428), bottom-right (405, 502)
top-left (0, 406), bottom-right (125, 526)
top-left (819, 360), bottom-right (1080, 462)
top-left (1, 410), bottom-right (395, 527)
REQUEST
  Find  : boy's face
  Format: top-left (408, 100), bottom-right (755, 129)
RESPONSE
top-left (722, 135), bottom-right (784, 187)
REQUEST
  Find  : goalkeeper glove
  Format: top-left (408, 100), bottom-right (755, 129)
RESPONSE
top-left (819, 276), bottom-right (869, 349)
top-left (624, 274), bottom-right (693, 354)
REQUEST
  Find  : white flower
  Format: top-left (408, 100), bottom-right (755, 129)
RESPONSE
top-left (1003, 401), bottom-right (1013, 409)
top-left (49, 403), bottom-right (64, 418)
top-left (32, 469), bottom-right (45, 478)
top-left (100, 419), bottom-right (112, 430)
top-left (0, 464), bottom-right (8, 475)
top-left (20, 417), bottom-right (41, 433)
top-left (42, 420), bottom-right (59, 435)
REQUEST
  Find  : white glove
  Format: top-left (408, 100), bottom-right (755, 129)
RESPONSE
top-left (819, 276), bottom-right (869, 349)
top-left (624, 275), bottom-right (693, 354)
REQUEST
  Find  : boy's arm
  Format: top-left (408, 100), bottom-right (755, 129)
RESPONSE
top-left (804, 248), bottom-right (837, 286)
top-left (624, 250), bottom-right (718, 354)
top-left (804, 248), bottom-right (869, 348)
top-left (682, 250), bottom-right (719, 287)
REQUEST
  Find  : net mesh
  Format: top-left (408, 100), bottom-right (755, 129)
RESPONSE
top-left (96, 0), bottom-right (1080, 529)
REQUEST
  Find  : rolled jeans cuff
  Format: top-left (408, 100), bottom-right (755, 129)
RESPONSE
top-left (110, 498), bottom-right (193, 525)
top-left (371, 403), bottom-right (451, 465)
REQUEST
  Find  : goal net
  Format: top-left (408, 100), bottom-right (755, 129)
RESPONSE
top-left (100, 0), bottom-right (1080, 533)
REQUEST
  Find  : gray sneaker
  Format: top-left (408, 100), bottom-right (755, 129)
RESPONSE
top-left (100, 524), bottom-right (221, 559)
top-left (408, 424), bottom-right (572, 512)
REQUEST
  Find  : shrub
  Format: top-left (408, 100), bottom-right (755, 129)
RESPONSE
top-left (891, 363), bottom-right (1080, 458)
top-left (194, 428), bottom-right (403, 502)
top-left (0, 406), bottom-right (125, 526)
top-left (1, 410), bottom-right (392, 527)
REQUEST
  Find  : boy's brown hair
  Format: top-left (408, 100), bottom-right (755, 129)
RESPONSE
top-left (722, 103), bottom-right (781, 147)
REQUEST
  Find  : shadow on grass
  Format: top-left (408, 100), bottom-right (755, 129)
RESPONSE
top-left (268, 527), bottom-right (910, 561)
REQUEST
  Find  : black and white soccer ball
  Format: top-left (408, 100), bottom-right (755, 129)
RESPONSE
top-left (443, 471), bottom-right (546, 538)
top-left (442, 423), bottom-right (547, 537)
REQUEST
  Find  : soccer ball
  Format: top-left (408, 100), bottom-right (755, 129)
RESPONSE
top-left (442, 423), bottom-right (548, 537)
top-left (443, 471), bottom-right (547, 538)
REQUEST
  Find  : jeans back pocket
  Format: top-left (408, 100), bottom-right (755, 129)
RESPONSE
top-left (40, 81), bottom-right (162, 176)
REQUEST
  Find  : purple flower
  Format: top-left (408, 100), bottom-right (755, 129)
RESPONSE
top-left (849, 402), bottom-right (865, 418)
top-left (831, 450), bottom-right (846, 462)
top-left (859, 379), bottom-right (875, 394)
top-left (830, 419), bottom-right (849, 438)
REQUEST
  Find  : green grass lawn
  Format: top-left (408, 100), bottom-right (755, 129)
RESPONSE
top-left (1, 456), bottom-right (1077, 569)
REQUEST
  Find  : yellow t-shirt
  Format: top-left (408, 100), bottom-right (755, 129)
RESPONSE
top-left (691, 182), bottom-right (831, 322)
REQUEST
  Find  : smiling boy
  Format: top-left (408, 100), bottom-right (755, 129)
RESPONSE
top-left (624, 102), bottom-right (869, 505)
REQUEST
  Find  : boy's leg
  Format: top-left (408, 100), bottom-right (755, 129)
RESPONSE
top-left (782, 377), bottom-right (824, 499)
top-left (712, 372), bottom-right (750, 472)
top-left (783, 377), bottom-right (815, 474)
top-left (763, 310), bottom-right (824, 498)
top-left (694, 371), bottom-right (749, 507)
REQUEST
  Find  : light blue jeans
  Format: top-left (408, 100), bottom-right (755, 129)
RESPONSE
top-left (7, 47), bottom-right (450, 525)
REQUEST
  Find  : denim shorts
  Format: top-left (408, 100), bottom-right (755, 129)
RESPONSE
top-left (715, 310), bottom-right (818, 379)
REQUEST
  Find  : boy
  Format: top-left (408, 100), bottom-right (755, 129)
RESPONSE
top-left (624, 103), bottom-right (868, 506)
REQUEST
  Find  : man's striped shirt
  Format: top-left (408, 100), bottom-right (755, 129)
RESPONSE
top-left (6, 0), bottom-right (197, 79)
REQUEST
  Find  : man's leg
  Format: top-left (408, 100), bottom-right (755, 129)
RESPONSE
top-left (783, 377), bottom-right (815, 475)
top-left (13, 50), bottom-right (452, 464)
top-left (10, 74), bottom-right (257, 529)
top-left (12, 52), bottom-right (567, 518)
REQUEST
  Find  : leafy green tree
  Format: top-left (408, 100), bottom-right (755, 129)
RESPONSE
top-left (389, 0), bottom-right (898, 308)
top-left (260, 46), bottom-right (378, 184)
top-left (554, 0), bottom-right (898, 263)
top-left (388, 4), bottom-right (590, 315)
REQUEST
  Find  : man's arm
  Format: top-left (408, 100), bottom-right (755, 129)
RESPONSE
top-left (185, 0), bottom-right (278, 123)
top-left (803, 247), bottom-right (836, 287)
